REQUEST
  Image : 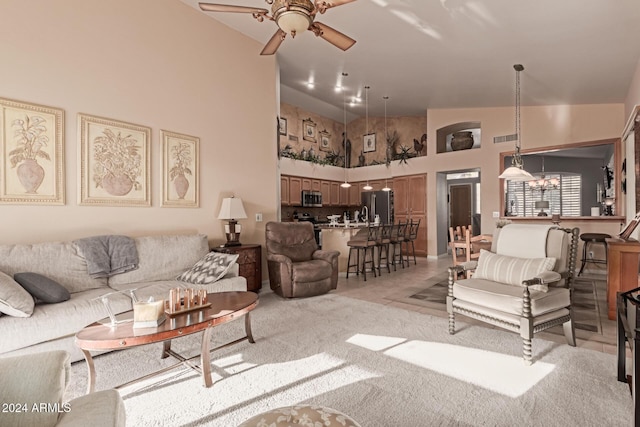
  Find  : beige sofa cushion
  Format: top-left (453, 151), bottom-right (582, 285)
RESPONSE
top-left (453, 278), bottom-right (570, 317)
top-left (473, 250), bottom-right (555, 291)
top-left (0, 350), bottom-right (68, 427)
top-left (0, 288), bottom-right (131, 355)
top-left (0, 271), bottom-right (34, 317)
top-left (108, 234), bottom-right (209, 287)
top-left (0, 241), bottom-right (108, 293)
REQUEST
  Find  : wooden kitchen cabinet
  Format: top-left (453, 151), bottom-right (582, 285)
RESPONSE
top-left (289, 176), bottom-right (302, 206)
top-left (302, 178), bottom-right (312, 191)
top-left (349, 182), bottom-right (361, 206)
top-left (280, 176), bottom-right (290, 206)
top-left (312, 179), bottom-right (321, 192)
top-left (330, 181), bottom-right (341, 206)
top-left (320, 180), bottom-right (331, 205)
top-left (212, 244), bottom-right (262, 292)
top-left (393, 174), bottom-right (427, 256)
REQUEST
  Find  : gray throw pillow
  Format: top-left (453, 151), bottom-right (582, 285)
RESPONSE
top-left (14, 272), bottom-right (70, 304)
top-left (177, 252), bottom-right (239, 285)
top-left (0, 271), bottom-right (34, 317)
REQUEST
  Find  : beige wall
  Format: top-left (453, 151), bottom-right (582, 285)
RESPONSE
top-left (625, 57), bottom-right (640, 121)
top-left (426, 104), bottom-right (624, 255)
top-left (281, 103), bottom-right (626, 256)
top-left (0, 0), bottom-right (278, 249)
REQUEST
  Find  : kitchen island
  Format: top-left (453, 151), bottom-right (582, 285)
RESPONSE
top-left (319, 223), bottom-right (370, 273)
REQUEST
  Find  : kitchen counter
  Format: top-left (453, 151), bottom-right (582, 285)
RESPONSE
top-left (317, 222), bottom-right (371, 229)
top-left (320, 226), bottom-right (371, 273)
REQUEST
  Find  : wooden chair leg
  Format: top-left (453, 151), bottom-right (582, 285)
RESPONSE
top-left (523, 337), bottom-right (533, 365)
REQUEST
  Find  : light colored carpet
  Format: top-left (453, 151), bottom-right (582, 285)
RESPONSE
top-left (66, 291), bottom-right (632, 426)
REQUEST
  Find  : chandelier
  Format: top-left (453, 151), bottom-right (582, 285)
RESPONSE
top-left (499, 64), bottom-right (534, 181)
top-left (528, 176), bottom-right (559, 191)
top-left (528, 156), bottom-right (559, 191)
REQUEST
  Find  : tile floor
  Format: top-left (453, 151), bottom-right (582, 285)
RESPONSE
top-left (334, 255), bottom-right (619, 356)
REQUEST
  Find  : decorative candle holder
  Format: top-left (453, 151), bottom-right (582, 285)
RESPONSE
top-left (164, 288), bottom-right (211, 317)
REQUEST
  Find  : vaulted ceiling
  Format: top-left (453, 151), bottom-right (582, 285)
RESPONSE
top-left (181, 0), bottom-right (640, 120)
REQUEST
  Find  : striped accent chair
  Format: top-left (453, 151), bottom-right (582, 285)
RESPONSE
top-left (446, 224), bottom-right (580, 364)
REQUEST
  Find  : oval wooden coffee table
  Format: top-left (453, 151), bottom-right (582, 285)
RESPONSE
top-left (76, 291), bottom-right (258, 394)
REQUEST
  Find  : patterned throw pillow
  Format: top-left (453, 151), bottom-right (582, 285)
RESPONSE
top-left (473, 249), bottom-right (556, 292)
top-left (177, 252), bottom-right (239, 285)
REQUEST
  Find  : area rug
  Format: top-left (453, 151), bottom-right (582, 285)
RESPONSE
top-left (65, 291), bottom-right (632, 426)
top-left (410, 273), bottom-right (604, 333)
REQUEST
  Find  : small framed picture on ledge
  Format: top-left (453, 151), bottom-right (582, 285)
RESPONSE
top-left (303, 118), bottom-right (316, 142)
top-left (363, 133), bottom-right (376, 152)
top-left (278, 117), bottom-right (287, 136)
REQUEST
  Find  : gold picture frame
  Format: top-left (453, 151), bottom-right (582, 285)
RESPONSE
top-left (0, 97), bottom-right (64, 204)
top-left (319, 130), bottom-right (331, 151)
top-left (303, 118), bottom-right (316, 142)
top-left (161, 130), bottom-right (199, 208)
top-left (78, 113), bottom-right (151, 206)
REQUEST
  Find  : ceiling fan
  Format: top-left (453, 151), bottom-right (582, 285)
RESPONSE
top-left (199, 0), bottom-right (357, 55)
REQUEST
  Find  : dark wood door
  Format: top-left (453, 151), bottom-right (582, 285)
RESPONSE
top-left (450, 184), bottom-right (472, 230)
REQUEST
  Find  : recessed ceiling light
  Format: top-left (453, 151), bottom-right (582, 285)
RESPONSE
top-left (307, 81), bottom-right (315, 89)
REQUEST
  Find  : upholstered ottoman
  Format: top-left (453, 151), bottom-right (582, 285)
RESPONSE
top-left (238, 405), bottom-right (361, 427)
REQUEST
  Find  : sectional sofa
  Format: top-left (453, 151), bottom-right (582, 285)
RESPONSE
top-left (0, 233), bottom-right (247, 363)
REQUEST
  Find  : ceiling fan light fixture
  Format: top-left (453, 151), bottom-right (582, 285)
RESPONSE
top-left (272, 0), bottom-right (314, 37)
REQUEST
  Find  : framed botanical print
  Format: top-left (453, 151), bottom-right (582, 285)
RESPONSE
top-left (319, 130), bottom-right (331, 151)
top-left (161, 130), bottom-right (199, 208)
top-left (0, 97), bottom-right (65, 204)
top-left (78, 113), bottom-right (151, 206)
top-left (364, 133), bottom-right (376, 153)
top-left (303, 118), bottom-right (316, 142)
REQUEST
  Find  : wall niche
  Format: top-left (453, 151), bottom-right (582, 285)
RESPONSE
top-left (436, 121), bottom-right (481, 154)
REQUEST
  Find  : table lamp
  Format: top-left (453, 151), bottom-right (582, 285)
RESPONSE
top-left (535, 200), bottom-right (549, 216)
top-left (217, 197), bottom-right (247, 247)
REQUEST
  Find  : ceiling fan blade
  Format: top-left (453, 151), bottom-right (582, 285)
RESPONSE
top-left (199, 3), bottom-right (268, 14)
top-left (261, 29), bottom-right (286, 55)
top-left (315, 0), bottom-right (356, 13)
top-left (311, 22), bottom-right (356, 51)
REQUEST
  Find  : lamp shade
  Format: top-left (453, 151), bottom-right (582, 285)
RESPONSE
top-left (217, 197), bottom-right (247, 220)
top-left (535, 200), bottom-right (550, 209)
top-left (499, 166), bottom-right (534, 181)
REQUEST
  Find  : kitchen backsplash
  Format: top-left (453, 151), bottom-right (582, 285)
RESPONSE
top-left (281, 206), bottom-right (362, 222)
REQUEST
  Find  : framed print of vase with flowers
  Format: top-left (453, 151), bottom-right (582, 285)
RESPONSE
top-left (0, 97), bottom-right (65, 205)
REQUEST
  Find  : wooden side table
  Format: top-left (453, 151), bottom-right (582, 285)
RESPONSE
top-left (212, 244), bottom-right (262, 292)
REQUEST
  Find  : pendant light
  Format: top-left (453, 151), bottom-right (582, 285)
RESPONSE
top-left (499, 64), bottom-right (534, 181)
top-left (362, 85), bottom-right (373, 191)
top-left (382, 95), bottom-right (392, 192)
top-left (340, 81), bottom-right (351, 189)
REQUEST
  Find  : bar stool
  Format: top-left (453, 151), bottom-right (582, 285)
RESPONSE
top-left (578, 232), bottom-right (611, 276)
top-left (390, 221), bottom-right (407, 270)
top-left (375, 224), bottom-right (393, 275)
top-left (346, 225), bottom-right (379, 281)
top-left (403, 219), bottom-right (420, 266)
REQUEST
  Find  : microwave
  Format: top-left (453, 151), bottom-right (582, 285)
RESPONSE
top-left (301, 190), bottom-right (322, 207)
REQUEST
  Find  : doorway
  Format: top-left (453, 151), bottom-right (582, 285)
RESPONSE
top-left (449, 184), bottom-right (472, 232)
top-left (435, 169), bottom-right (481, 256)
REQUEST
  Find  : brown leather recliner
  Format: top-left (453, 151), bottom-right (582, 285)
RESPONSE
top-left (265, 221), bottom-right (340, 298)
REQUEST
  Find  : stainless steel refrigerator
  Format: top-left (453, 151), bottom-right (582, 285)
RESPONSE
top-left (361, 190), bottom-right (394, 224)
